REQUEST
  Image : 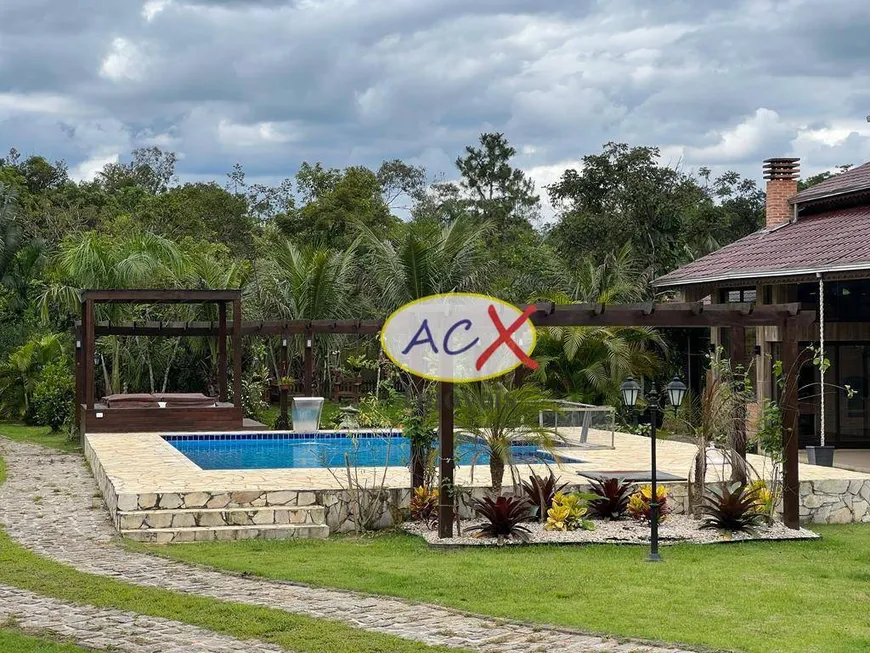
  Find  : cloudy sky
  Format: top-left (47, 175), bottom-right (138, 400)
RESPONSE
top-left (2, 0), bottom-right (870, 204)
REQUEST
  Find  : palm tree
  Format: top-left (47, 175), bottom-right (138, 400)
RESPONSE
top-left (253, 239), bottom-right (359, 404)
top-left (363, 215), bottom-right (492, 487)
top-left (455, 381), bottom-right (560, 494)
top-left (530, 244), bottom-right (666, 405)
top-left (39, 230), bottom-right (188, 394)
top-left (0, 334), bottom-right (63, 420)
top-left (362, 215), bottom-right (492, 309)
top-left (256, 240), bottom-right (357, 321)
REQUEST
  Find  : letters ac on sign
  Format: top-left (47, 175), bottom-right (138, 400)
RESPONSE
top-left (380, 293), bottom-right (537, 383)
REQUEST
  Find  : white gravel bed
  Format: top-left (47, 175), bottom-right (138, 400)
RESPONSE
top-left (404, 515), bottom-right (820, 547)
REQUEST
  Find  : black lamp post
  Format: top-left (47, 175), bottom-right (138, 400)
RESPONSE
top-left (620, 376), bottom-right (686, 562)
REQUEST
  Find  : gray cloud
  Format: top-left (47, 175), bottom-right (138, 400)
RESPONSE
top-left (0, 0), bottom-right (869, 195)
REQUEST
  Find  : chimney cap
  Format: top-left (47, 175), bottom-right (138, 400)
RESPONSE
top-left (763, 157), bottom-right (800, 180)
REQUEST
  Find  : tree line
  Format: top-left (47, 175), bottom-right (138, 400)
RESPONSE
top-left (0, 132), bottom-right (767, 431)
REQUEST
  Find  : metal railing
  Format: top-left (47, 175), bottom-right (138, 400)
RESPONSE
top-left (539, 400), bottom-right (616, 449)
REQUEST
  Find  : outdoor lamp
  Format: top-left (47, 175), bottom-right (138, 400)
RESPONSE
top-left (620, 377), bottom-right (641, 408)
top-left (665, 377), bottom-right (687, 409)
top-left (620, 375), bottom-right (663, 563)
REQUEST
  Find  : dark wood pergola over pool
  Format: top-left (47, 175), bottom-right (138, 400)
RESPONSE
top-left (74, 289), bottom-right (814, 531)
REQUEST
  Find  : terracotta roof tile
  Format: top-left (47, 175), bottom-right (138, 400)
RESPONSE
top-left (791, 161), bottom-right (870, 203)
top-left (654, 206), bottom-right (870, 287)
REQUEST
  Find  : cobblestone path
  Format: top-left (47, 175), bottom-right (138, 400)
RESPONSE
top-left (0, 438), bottom-right (695, 653)
top-left (0, 584), bottom-right (286, 652)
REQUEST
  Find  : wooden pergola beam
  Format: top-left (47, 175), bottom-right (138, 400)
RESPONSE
top-left (73, 291), bottom-right (808, 531)
top-left (79, 289), bottom-right (240, 303)
top-left (78, 303), bottom-right (814, 337)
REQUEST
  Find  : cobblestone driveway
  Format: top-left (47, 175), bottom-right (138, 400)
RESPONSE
top-left (0, 584), bottom-right (286, 652)
top-left (0, 438), bottom-right (695, 653)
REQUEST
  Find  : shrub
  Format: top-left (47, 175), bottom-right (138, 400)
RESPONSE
top-left (544, 491), bottom-right (595, 532)
top-left (700, 482), bottom-right (766, 535)
top-left (627, 485), bottom-right (670, 523)
top-left (468, 496), bottom-right (533, 544)
top-left (520, 471), bottom-right (567, 522)
top-left (748, 479), bottom-right (773, 521)
top-left (409, 486), bottom-right (439, 528)
top-left (32, 359), bottom-right (75, 432)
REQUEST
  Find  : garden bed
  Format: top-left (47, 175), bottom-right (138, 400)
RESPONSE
top-left (404, 516), bottom-right (820, 547)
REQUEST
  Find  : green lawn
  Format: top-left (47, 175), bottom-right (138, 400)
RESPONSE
top-left (0, 630), bottom-right (94, 653)
top-left (144, 526), bottom-right (870, 653)
top-left (0, 454), bottom-right (463, 653)
top-left (0, 423), bottom-right (79, 453)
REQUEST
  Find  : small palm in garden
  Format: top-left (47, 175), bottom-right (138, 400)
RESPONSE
top-left (455, 382), bottom-right (561, 494)
top-left (468, 496), bottom-right (533, 544)
top-left (587, 477), bottom-right (633, 520)
top-left (700, 482), bottom-right (766, 536)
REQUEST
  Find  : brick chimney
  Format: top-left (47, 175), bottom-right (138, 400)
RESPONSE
top-left (762, 157), bottom-right (800, 228)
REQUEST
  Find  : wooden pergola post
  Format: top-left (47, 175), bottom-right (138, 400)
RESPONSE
top-left (232, 297), bottom-right (242, 410)
top-left (438, 381), bottom-right (455, 539)
top-left (218, 302), bottom-right (228, 402)
top-left (781, 318), bottom-right (801, 529)
top-left (84, 298), bottom-right (95, 409)
top-left (74, 325), bottom-right (83, 434)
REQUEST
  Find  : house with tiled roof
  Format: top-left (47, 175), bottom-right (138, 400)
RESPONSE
top-left (656, 158), bottom-right (870, 450)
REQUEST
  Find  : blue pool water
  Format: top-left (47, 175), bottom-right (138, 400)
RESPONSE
top-left (163, 433), bottom-right (561, 470)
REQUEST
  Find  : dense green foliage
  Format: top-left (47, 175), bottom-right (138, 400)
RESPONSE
top-left (0, 134), bottom-right (776, 430)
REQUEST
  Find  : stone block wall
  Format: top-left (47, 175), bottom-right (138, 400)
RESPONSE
top-left (799, 479), bottom-right (870, 524)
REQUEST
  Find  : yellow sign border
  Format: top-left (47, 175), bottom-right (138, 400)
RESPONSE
top-left (379, 292), bottom-right (538, 383)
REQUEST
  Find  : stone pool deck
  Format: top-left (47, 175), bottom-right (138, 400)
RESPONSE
top-left (84, 428), bottom-right (870, 539)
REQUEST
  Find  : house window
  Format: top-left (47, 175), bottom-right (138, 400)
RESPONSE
top-left (720, 288), bottom-right (757, 304)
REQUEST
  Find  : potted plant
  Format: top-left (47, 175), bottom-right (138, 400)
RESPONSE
top-left (278, 375), bottom-right (294, 391)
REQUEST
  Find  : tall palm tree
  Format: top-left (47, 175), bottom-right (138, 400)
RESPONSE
top-left (39, 230), bottom-right (188, 394)
top-left (257, 240), bottom-right (357, 321)
top-left (362, 215), bottom-right (492, 310)
top-left (455, 381), bottom-right (560, 494)
top-left (254, 239), bottom-right (359, 406)
top-left (531, 244), bottom-right (666, 405)
top-left (363, 215), bottom-right (492, 487)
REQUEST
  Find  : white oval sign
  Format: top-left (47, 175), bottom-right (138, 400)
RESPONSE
top-left (380, 293), bottom-right (537, 383)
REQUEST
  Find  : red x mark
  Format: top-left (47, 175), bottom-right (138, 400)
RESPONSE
top-left (475, 304), bottom-right (538, 371)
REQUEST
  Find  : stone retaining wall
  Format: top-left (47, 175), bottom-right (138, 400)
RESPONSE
top-left (84, 429), bottom-right (870, 533)
top-left (799, 479), bottom-right (870, 524)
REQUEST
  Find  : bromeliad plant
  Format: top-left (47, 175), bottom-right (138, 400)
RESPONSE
top-left (700, 482), bottom-right (766, 535)
top-left (587, 477), bottom-right (633, 520)
top-left (627, 485), bottom-right (670, 523)
top-left (409, 486), bottom-right (439, 529)
top-left (520, 471), bottom-right (568, 522)
top-left (468, 496), bottom-right (534, 544)
top-left (544, 492), bottom-right (595, 532)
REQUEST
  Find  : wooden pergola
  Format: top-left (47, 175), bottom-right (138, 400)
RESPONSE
top-left (75, 291), bottom-right (813, 531)
top-left (76, 289), bottom-right (244, 433)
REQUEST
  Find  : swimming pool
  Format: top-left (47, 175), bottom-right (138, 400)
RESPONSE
top-left (163, 432), bottom-right (567, 470)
